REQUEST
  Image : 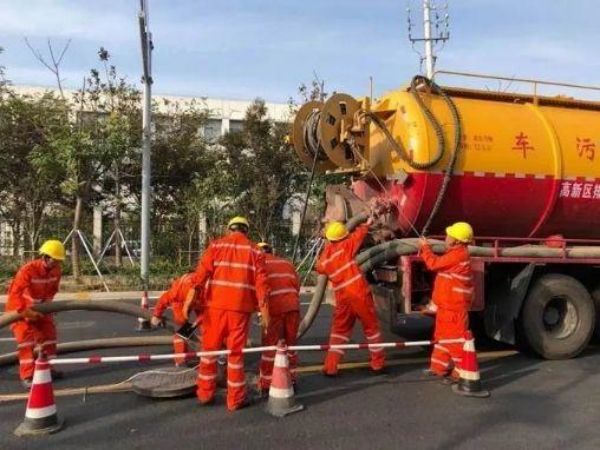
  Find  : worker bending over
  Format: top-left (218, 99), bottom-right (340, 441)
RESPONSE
top-left (186, 216), bottom-right (270, 411)
top-left (151, 272), bottom-right (201, 366)
top-left (317, 218), bottom-right (385, 376)
top-left (419, 222), bottom-right (474, 382)
top-left (256, 242), bottom-right (300, 393)
top-left (5, 240), bottom-right (65, 388)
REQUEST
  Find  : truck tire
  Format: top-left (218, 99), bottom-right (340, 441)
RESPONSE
top-left (520, 274), bottom-right (595, 359)
top-left (589, 285), bottom-right (600, 341)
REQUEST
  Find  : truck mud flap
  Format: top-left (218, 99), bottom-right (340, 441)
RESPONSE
top-left (484, 263), bottom-right (536, 344)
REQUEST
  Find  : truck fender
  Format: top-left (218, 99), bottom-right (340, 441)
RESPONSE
top-left (484, 263), bottom-right (536, 344)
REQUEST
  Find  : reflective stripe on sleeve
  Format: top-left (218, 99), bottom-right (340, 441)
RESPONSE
top-left (333, 273), bottom-right (363, 291)
top-left (329, 261), bottom-right (355, 279)
top-left (214, 261), bottom-right (256, 271)
top-left (267, 273), bottom-right (296, 280)
top-left (452, 273), bottom-right (472, 281)
top-left (211, 243), bottom-right (252, 251)
top-left (452, 287), bottom-right (474, 294)
top-left (320, 250), bottom-right (344, 267)
top-left (209, 280), bottom-right (256, 291)
top-left (270, 288), bottom-right (298, 297)
top-left (30, 277), bottom-right (59, 284)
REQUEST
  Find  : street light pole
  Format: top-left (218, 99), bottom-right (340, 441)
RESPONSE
top-left (138, 0), bottom-right (153, 330)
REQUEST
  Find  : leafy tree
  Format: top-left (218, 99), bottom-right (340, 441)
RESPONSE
top-left (219, 99), bottom-right (306, 248)
top-left (0, 83), bottom-right (67, 256)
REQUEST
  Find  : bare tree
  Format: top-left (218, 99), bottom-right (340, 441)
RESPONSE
top-left (24, 37), bottom-right (72, 99)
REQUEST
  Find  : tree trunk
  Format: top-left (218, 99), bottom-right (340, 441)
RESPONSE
top-left (114, 167), bottom-right (122, 267)
top-left (114, 205), bottom-right (122, 268)
top-left (72, 195), bottom-right (83, 280)
top-left (11, 218), bottom-right (21, 260)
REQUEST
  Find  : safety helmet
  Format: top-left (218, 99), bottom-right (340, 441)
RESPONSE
top-left (445, 222), bottom-right (474, 243)
top-left (257, 242), bottom-right (272, 253)
top-left (227, 216), bottom-right (249, 230)
top-left (39, 239), bottom-right (66, 261)
top-left (324, 221), bottom-right (349, 241)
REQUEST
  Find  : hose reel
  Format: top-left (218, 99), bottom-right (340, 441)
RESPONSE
top-left (291, 95), bottom-right (365, 173)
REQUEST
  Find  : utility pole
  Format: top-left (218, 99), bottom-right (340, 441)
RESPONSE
top-left (422, 0), bottom-right (434, 79)
top-left (408, 0), bottom-right (450, 79)
top-left (137, 0), bottom-right (153, 330)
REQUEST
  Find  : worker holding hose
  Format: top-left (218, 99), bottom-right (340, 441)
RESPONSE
top-left (317, 217), bottom-right (386, 376)
top-left (255, 242), bottom-right (300, 393)
top-left (419, 222), bottom-right (474, 383)
top-left (151, 272), bottom-right (202, 367)
top-left (4, 240), bottom-right (65, 389)
top-left (185, 216), bottom-right (270, 411)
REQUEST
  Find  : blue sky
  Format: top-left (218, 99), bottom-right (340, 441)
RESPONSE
top-left (1, 0), bottom-right (600, 103)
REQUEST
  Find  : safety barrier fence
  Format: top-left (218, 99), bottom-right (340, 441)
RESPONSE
top-left (47, 338), bottom-right (466, 365)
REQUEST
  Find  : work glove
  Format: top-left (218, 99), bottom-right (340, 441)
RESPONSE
top-left (22, 308), bottom-right (43, 322)
top-left (150, 316), bottom-right (163, 328)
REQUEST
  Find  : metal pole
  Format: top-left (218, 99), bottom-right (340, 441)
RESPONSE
top-left (138, 0), bottom-right (153, 331)
top-left (423, 0), bottom-right (435, 79)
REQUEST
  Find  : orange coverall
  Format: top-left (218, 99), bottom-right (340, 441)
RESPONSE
top-left (317, 224), bottom-right (385, 375)
top-left (153, 273), bottom-right (202, 365)
top-left (191, 231), bottom-right (269, 411)
top-left (5, 259), bottom-right (61, 380)
top-left (258, 253), bottom-right (300, 390)
top-left (420, 243), bottom-right (473, 377)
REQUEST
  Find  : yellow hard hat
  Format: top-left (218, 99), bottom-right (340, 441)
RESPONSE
top-left (227, 216), bottom-right (249, 229)
top-left (445, 222), bottom-right (474, 243)
top-left (324, 221), bottom-right (349, 241)
top-left (39, 239), bottom-right (66, 261)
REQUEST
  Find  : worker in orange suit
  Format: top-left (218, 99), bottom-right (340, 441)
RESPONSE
top-left (5, 240), bottom-right (65, 389)
top-left (256, 242), bottom-right (300, 393)
top-left (185, 216), bottom-right (269, 411)
top-left (151, 272), bottom-right (202, 367)
top-left (316, 218), bottom-right (386, 376)
top-left (419, 222), bottom-right (474, 382)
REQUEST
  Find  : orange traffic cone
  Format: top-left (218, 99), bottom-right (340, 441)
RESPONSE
top-left (452, 331), bottom-right (490, 398)
top-left (14, 353), bottom-right (65, 437)
top-left (265, 340), bottom-right (304, 417)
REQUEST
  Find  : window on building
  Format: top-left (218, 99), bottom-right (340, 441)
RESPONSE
top-left (229, 120), bottom-right (244, 134)
top-left (202, 119), bottom-right (222, 141)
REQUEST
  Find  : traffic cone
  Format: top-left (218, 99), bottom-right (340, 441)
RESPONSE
top-left (452, 331), bottom-right (490, 398)
top-left (137, 290), bottom-right (152, 331)
top-left (265, 340), bottom-right (304, 417)
top-left (14, 353), bottom-right (65, 437)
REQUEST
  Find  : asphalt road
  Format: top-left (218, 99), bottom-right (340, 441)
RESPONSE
top-left (1, 300), bottom-right (599, 450)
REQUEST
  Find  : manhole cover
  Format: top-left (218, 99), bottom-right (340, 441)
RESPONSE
top-left (132, 367), bottom-right (197, 398)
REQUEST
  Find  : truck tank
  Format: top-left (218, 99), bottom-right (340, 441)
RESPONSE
top-left (291, 73), bottom-right (600, 238)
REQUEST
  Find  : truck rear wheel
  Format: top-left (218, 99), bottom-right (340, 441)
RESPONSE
top-left (589, 285), bottom-right (600, 341)
top-left (520, 274), bottom-right (595, 359)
